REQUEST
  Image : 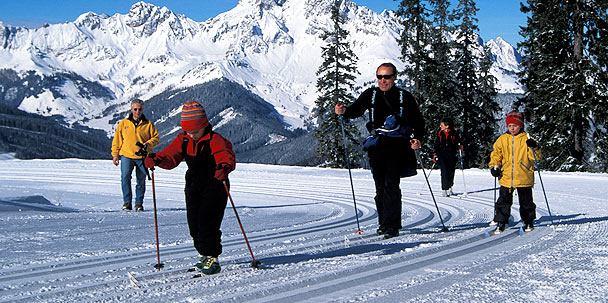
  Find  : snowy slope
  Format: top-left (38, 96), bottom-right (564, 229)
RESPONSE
top-left (0, 159), bottom-right (607, 302)
top-left (0, 0), bottom-right (523, 132)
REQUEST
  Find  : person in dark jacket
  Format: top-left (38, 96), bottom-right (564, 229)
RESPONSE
top-left (432, 118), bottom-right (462, 197)
top-left (145, 101), bottom-right (235, 275)
top-left (335, 62), bottom-right (425, 239)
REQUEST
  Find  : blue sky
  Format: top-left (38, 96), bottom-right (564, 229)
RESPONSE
top-left (0, 0), bottom-right (526, 45)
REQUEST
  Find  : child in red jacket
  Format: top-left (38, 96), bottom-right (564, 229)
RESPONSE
top-left (145, 101), bottom-right (235, 275)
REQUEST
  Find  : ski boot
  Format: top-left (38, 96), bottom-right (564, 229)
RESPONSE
top-left (383, 228), bottom-right (399, 239)
top-left (134, 203), bottom-right (144, 212)
top-left (523, 222), bottom-right (534, 232)
top-left (196, 256), bottom-right (221, 275)
top-left (122, 202), bottom-right (132, 211)
top-left (493, 223), bottom-right (506, 235)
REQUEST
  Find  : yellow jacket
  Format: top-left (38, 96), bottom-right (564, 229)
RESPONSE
top-left (489, 131), bottom-right (539, 188)
top-left (111, 115), bottom-right (159, 159)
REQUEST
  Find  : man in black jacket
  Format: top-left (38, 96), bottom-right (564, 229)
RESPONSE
top-left (335, 62), bottom-right (425, 239)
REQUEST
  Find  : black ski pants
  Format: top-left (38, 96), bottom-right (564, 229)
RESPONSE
top-left (494, 186), bottom-right (536, 224)
top-left (438, 156), bottom-right (457, 190)
top-left (185, 180), bottom-right (228, 257)
top-left (369, 153), bottom-right (402, 230)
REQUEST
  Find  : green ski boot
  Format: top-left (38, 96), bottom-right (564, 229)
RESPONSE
top-left (195, 256), bottom-right (221, 275)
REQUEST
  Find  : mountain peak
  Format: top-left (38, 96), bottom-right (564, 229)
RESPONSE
top-left (127, 1), bottom-right (171, 27)
top-left (238, 0), bottom-right (288, 7)
top-left (124, 1), bottom-right (197, 38)
top-left (75, 12), bottom-right (106, 29)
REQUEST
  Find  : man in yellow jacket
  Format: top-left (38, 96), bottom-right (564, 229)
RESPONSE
top-left (488, 111), bottom-right (540, 234)
top-left (111, 99), bottom-right (159, 211)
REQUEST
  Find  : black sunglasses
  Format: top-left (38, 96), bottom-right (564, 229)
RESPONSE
top-left (132, 108), bottom-right (143, 112)
top-left (376, 74), bottom-right (394, 80)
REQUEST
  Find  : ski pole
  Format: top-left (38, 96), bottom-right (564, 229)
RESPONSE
top-left (459, 149), bottom-right (468, 197)
top-left (223, 182), bottom-right (261, 269)
top-left (527, 134), bottom-right (554, 225)
top-left (339, 116), bottom-right (364, 234)
top-left (494, 176), bottom-right (497, 205)
top-left (427, 161), bottom-right (436, 178)
top-left (493, 176), bottom-right (498, 222)
top-left (413, 147), bottom-right (448, 232)
top-left (150, 168), bottom-right (164, 270)
top-left (136, 142), bottom-right (152, 180)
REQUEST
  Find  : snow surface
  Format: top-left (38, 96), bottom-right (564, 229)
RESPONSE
top-left (1, 159), bottom-right (607, 302)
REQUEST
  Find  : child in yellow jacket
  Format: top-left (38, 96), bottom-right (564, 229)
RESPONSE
top-left (488, 111), bottom-right (540, 234)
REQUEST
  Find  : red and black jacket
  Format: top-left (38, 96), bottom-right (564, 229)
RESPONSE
top-left (154, 129), bottom-right (235, 188)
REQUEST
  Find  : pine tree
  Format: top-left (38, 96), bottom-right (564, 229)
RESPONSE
top-left (396, 0), bottom-right (435, 161)
top-left (312, 0), bottom-right (361, 168)
top-left (519, 0), bottom-right (608, 172)
top-left (425, 0), bottom-right (459, 146)
top-left (396, 0), bottom-right (432, 97)
top-left (452, 0), bottom-right (500, 168)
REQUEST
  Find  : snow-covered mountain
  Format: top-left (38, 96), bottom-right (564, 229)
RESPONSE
top-left (0, 0), bottom-right (523, 133)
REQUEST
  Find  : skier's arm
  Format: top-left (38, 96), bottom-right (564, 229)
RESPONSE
top-left (409, 96), bottom-right (425, 141)
top-left (110, 120), bottom-right (124, 159)
top-left (488, 139), bottom-right (503, 168)
top-left (342, 88), bottom-right (373, 119)
top-left (144, 123), bottom-right (160, 149)
top-left (210, 134), bottom-right (236, 173)
top-left (152, 134), bottom-right (185, 170)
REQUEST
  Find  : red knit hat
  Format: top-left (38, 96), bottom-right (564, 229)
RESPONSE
top-left (505, 111), bottom-right (524, 127)
top-left (181, 101), bottom-right (209, 132)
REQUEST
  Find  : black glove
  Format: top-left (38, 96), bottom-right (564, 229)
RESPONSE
top-left (135, 142), bottom-right (148, 157)
top-left (490, 167), bottom-right (502, 178)
top-left (526, 138), bottom-right (538, 149)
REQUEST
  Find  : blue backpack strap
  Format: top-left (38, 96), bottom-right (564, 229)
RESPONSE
top-left (368, 88), bottom-right (377, 124)
top-left (400, 89), bottom-right (406, 118)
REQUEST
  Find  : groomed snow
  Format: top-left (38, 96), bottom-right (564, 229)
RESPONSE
top-left (0, 159), bottom-right (607, 302)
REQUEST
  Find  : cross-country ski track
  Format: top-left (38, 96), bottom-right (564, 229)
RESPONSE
top-left (0, 160), bottom-right (607, 302)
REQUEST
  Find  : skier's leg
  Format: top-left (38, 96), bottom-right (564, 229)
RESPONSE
top-left (383, 164), bottom-right (402, 231)
top-left (495, 186), bottom-right (514, 224)
top-left (370, 155), bottom-right (387, 229)
top-left (446, 158), bottom-right (457, 190)
top-left (134, 159), bottom-right (146, 206)
top-left (120, 156), bottom-right (135, 205)
top-left (198, 181), bottom-right (228, 257)
top-left (439, 160), bottom-right (450, 191)
top-left (185, 187), bottom-right (206, 255)
top-left (517, 187), bottom-right (536, 224)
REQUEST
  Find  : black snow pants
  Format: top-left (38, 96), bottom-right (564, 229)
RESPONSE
top-left (494, 186), bottom-right (536, 225)
top-left (438, 155), bottom-right (457, 190)
top-left (368, 137), bottom-right (412, 231)
top-left (185, 180), bottom-right (228, 258)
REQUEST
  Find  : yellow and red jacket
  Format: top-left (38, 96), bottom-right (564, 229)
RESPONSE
top-left (489, 131), bottom-right (540, 188)
top-left (111, 114), bottom-right (159, 159)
